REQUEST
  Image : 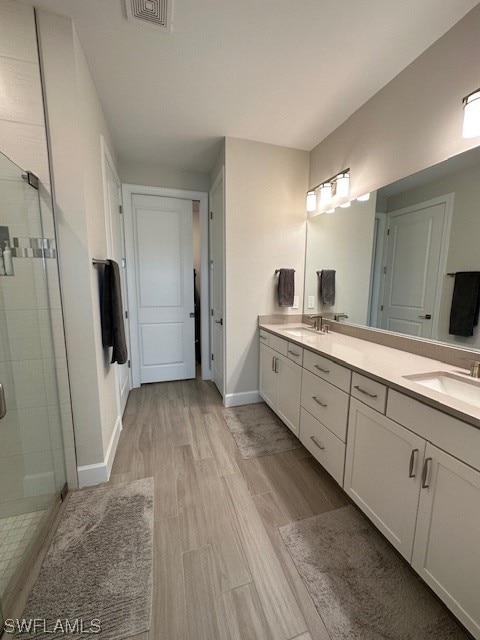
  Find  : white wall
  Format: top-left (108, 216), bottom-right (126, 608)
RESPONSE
top-left (119, 158), bottom-right (210, 193)
top-left (37, 9), bottom-right (122, 484)
top-left (304, 195), bottom-right (377, 324)
top-left (224, 137), bottom-right (309, 402)
top-left (309, 4), bottom-right (480, 202)
top-left (0, 0), bottom-right (77, 490)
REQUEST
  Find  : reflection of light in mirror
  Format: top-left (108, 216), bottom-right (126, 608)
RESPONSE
top-left (340, 201), bottom-right (351, 208)
top-left (357, 193), bottom-right (370, 201)
top-left (306, 191), bottom-right (317, 212)
top-left (326, 207), bottom-right (335, 214)
top-left (462, 89), bottom-right (480, 138)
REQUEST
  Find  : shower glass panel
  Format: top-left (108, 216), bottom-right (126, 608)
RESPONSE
top-left (0, 151), bottom-right (68, 618)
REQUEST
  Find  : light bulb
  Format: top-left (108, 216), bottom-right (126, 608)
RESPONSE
top-left (335, 173), bottom-right (350, 199)
top-left (357, 193), bottom-right (370, 202)
top-left (319, 182), bottom-right (332, 207)
top-left (306, 191), bottom-right (317, 212)
top-left (463, 89), bottom-right (480, 138)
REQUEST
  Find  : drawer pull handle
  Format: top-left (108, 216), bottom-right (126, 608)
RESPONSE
top-left (310, 435), bottom-right (325, 450)
top-left (353, 385), bottom-right (378, 399)
top-left (312, 396), bottom-right (327, 408)
top-left (288, 350), bottom-right (300, 357)
top-left (260, 335), bottom-right (268, 341)
top-left (421, 457), bottom-right (433, 489)
top-left (409, 448), bottom-right (419, 478)
top-left (314, 364), bottom-right (330, 374)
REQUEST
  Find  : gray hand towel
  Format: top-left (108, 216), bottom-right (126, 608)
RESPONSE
top-left (278, 268), bottom-right (295, 307)
top-left (449, 271), bottom-right (480, 337)
top-left (101, 260), bottom-right (128, 365)
top-left (318, 270), bottom-right (336, 306)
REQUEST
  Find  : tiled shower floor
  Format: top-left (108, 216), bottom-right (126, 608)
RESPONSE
top-left (0, 510), bottom-right (46, 597)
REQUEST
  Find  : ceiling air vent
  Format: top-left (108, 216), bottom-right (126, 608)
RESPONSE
top-left (125, 0), bottom-right (173, 32)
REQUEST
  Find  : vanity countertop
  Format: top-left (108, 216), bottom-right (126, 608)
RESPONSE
top-left (259, 322), bottom-right (480, 429)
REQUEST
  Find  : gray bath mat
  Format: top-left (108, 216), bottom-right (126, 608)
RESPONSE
top-left (279, 505), bottom-right (468, 640)
top-left (223, 402), bottom-right (301, 458)
top-left (17, 478), bottom-right (154, 640)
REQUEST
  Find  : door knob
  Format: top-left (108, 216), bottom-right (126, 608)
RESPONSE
top-left (418, 314), bottom-right (432, 319)
top-left (215, 319), bottom-right (223, 325)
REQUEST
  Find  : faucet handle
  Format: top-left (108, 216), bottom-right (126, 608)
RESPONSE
top-left (470, 362), bottom-right (480, 378)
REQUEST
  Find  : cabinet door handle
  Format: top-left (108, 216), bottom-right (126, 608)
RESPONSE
top-left (0, 383), bottom-right (6, 420)
top-left (271, 356), bottom-right (276, 372)
top-left (409, 448), bottom-right (419, 478)
top-left (310, 435), bottom-right (325, 450)
top-left (314, 364), bottom-right (330, 373)
top-left (274, 357), bottom-right (279, 373)
top-left (421, 457), bottom-right (433, 489)
top-left (353, 385), bottom-right (378, 399)
top-left (288, 350), bottom-right (300, 357)
top-left (312, 396), bottom-right (327, 408)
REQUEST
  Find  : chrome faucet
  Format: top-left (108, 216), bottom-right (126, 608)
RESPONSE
top-left (309, 315), bottom-right (325, 332)
top-left (470, 361), bottom-right (480, 378)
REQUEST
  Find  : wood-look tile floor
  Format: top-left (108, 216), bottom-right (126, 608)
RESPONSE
top-left (109, 378), bottom-right (350, 640)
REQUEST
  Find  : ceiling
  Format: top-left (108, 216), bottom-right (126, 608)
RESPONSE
top-left (22, 0), bottom-right (479, 174)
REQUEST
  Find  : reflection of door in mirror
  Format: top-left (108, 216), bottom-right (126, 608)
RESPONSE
top-left (372, 196), bottom-right (452, 338)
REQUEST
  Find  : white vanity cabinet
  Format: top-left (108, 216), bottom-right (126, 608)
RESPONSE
top-left (344, 399), bottom-right (426, 560)
top-left (259, 339), bottom-right (301, 434)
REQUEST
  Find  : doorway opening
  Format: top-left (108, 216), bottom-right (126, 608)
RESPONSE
top-left (192, 200), bottom-right (202, 378)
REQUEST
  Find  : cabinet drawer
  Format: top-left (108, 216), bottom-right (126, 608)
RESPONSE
top-left (300, 408), bottom-right (345, 485)
top-left (387, 390), bottom-right (480, 472)
top-left (259, 329), bottom-right (269, 344)
top-left (301, 369), bottom-right (349, 441)
top-left (268, 333), bottom-right (288, 356)
top-left (287, 342), bottom-right (303, 366)
top-left (351, 372), bottom-right (387, 413)
top-left (303, 349), bottom-right (351, 392)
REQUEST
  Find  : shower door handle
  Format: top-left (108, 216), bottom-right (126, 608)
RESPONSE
top-left (0, 383), bottom-right (6, 420)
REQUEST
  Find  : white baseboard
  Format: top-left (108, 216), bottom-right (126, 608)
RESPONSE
top-left (224, 390), bottom-right (263, 408)
top-left (77, 415), bottom-right (122, 487)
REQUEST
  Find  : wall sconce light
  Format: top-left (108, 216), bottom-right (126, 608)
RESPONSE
top-left (306, 190), bottom-right (317, 212)
top-left (462, 88), bottom-right (480, 138)
top-left (305, 168), bottom-right (350, 213)
top-left (357, 193), bottom-right (370, 202)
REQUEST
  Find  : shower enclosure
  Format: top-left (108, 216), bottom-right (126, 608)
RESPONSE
top-left (0, 151), bottom-right (73, 623)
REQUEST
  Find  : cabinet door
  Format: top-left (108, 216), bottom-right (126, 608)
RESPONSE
top-left (259, 343), bottom-right (277, 409)
top-left (344, 399), bottom-right (426, 561)
top-left (276, 354), bottom-right (301, 435)
top-left (412, 444), bottom-right (480, 639)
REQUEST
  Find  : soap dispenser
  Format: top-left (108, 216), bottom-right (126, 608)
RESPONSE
top-left (3, 241), bottom-right (13, 276)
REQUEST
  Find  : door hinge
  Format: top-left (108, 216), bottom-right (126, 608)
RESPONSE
top-left (210, 211), bottom-right (213, 220)
top-left (211, 309), bottom-right (214, 316)
top-left (210, 260), bottom-right (214, 269)
top-left (60, 482), bottom-right (68, 502)
top-left (125, 310), bottom-right (128, 319)
top-left (383, 266), bottom-right (387, 274)
top-left (121, 258), bottom-right (126, 268)
top-left (380, 305), bottom-right (384, 311)
top-left (211, 353), bottom-right (214, 361)
top-left (128, 359), bottom-right (131, 368)
top-left (387, 228), bottom-right (390, 235)
top-left (119, 205), bottom-right (123, 214)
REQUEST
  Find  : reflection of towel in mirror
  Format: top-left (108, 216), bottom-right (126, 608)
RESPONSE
top-left (449, 271), bottom-right (480, 337)
top-left (277, 268), bottom-right (295, 307)
top-left (318, 270), bottom-right (336, 306)
top-left (101, 260), bottom-right (128, 364)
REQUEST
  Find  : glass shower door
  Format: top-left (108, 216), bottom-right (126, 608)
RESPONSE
top-left (0, 151), bottom-right (68, 617)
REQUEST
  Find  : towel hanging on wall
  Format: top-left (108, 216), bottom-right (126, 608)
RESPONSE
top-left (449, 271), bottom-right (480, 337)
top-left (100, 259), bottom-right (128, 364)
top-left (317, 270), bottom-right (336, 306)
top-left (276, 268), bottom-right (295, 307)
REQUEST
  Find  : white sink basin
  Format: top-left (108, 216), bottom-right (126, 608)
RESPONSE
top-left (404, 371), bottom-right (480, 406)
top-left (280, 327), bottom-right (320, 338)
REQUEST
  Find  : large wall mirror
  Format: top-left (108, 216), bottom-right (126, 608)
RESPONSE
top-left (304, 145), bottom-right (480, 351)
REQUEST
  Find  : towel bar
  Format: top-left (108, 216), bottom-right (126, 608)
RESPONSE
top-left (92, 258), bottom-right (109, 266)
top-left (275, 269), bottom-right (295, 275)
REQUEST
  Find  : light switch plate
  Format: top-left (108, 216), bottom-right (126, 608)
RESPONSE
top-left (308, 295), bottom-right (315, 309)
top-left (292, 295), bottom-right (299, 309)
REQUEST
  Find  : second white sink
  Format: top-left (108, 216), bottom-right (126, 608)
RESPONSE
top-left (281, 328), bottom-right (320, 338)
top-left (404, 371), bottom-right (480, 406)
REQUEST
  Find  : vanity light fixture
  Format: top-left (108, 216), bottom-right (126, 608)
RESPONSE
top-left (306, 191), bottom-right (317, 212)
top-left (306, 168), bottom-right (350, 213)
top-left (357, 193), bottom-right (370, 202)
top-left (462, 88), bottom-right (480, 138)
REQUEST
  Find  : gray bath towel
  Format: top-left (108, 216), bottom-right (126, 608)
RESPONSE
top-left (318, 269), bottom-right (336, 306)
top-left (101, 259), bottom-right (128, 365)
top-left (277, 268), bottom-right (295, 307)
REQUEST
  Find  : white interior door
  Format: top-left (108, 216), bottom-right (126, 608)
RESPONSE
top-left (102, 139), bottom-right (130, 414)
top-left (131, 194), bottom-right (195, 383)
top-left (380, 200), bottom-right (447, 337)
top-left (210, 171), bottom-right (224, 395)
